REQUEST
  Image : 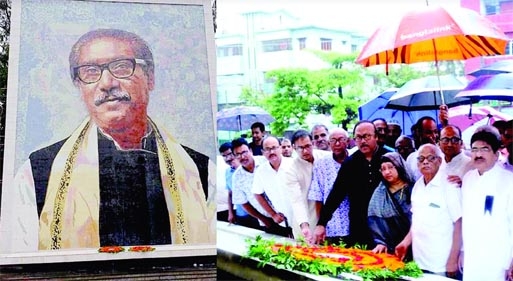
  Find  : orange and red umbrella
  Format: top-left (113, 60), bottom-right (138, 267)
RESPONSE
top-left (356, 5), bottom-right (509, 70)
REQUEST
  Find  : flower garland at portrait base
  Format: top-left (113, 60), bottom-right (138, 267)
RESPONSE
top-left (245, 236), bottom-right (423, 280)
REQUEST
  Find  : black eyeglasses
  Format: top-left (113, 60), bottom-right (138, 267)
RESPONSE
top-left (329, 137), bottom-right (347, 144)
top-left (354, 134), bottom-right (374, 142)
top-left (470, 146), bottom-right (492, 153)
top-left (263, 146), bottom-right (280, 153)
top-left (417, 155), bottom-right (438, 163)
top-left (440, 137), bottom-right (461, 144)
top-left (221, 152), bottom-right (234, 158)
top-left (73, 58), bottom-right (147, 84)
top-left (313, 133), bottom-right (327, 140)
top-left (295, 144), bottom-right (313, 151)
top-left (234, 150), bottom-right (250, 158)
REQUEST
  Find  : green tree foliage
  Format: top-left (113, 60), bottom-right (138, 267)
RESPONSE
top-left (0, 0), bottom-right (10, 135)
top-left (254, 51), bottom-right (367, 135)
top-left (0, 0), bottom-right (10, 101)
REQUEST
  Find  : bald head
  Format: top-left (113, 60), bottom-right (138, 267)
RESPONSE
top-left (329, 128), bottom-right (349, 159)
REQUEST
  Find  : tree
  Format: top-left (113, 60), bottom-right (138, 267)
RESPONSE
top-left (253, 51), bottom-right (367, 135)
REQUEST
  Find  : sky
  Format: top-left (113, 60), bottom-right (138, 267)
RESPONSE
top-left (216, 0), bottom-right (461, 36)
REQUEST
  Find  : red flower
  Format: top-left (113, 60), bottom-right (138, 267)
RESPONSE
top-left (98, 246), bottom-right (125, 253)
top-left (128, 246), bottom-right (156, 252)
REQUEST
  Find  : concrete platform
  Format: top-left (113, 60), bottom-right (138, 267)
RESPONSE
top-left (216, 221), bottom-right (454, 281)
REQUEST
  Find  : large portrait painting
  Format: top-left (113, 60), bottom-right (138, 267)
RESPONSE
top-left (0, 0), bottom-right (217, 263)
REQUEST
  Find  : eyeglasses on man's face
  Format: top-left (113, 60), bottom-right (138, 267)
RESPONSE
top-left (263, 146), bottom-right (280, 153)
top-left (295, 143), bottom-right (313, 152)
top-left (354, 134), bottom-right (374, 142)
top-left (313, 133), bottom-right (327, 140)
top-left (329, 137), bottom-right (347, 145)
top-left (221, 151), bottom-right (234, 159)
top-left (73, 58), bottom-right (147, 84)
top-left (440, 137), bottom-right (461, 145)
top-left (234, 150), bottom-right (250, 158)
top-left (470, 146), bottom-right (492, 153)
top-left (417, 155), bottom-right (438, 163)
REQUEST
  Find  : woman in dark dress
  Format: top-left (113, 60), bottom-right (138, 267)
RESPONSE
top-left (367, 152), bottom-right (414, 258)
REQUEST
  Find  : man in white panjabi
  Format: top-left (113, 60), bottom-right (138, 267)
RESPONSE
top-left (461, 125), bottom-right (513, 281)
top-left (395, 143), bottom-right (462, 279)
top-left (0, 29), bottom-right (215, 253)
top-left (284, 129), bottom-right (330, 240)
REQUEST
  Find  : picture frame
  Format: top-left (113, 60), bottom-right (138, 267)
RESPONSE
top-left (0, 0), bottom-right (217, 265)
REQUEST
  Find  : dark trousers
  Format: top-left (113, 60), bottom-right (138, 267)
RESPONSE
top-left (326, 236), bottom-right (349, 246)
top-left (263, 221), bottom-right (293, 238)
top-left (217, 210), bottom-right (229, 222)
top-left (235, 215), bottom-right (260, 230)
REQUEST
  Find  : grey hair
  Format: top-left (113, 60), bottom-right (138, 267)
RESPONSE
top-left (311, 124), bottom-right (329, 135)
top-left (418, 143), bottom-right (443, 158)
top-left (69, 28), bottom-right (155, 82)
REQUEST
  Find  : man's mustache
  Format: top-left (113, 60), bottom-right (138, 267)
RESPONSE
top-left (94, 89), bottom-right (131, 106)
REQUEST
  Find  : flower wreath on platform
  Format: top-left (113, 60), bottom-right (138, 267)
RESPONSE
top-left (245, 235), bottom-right (423, 280)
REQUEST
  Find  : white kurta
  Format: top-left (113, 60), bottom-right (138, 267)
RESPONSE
top-left (284, 149), bottom-right (330, 238)
top-left (461, 163), bottom-right (513, 281)
top-left (411, 169), bottom-right (462, 273)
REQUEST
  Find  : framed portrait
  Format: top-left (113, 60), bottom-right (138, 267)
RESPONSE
top-left (0, 0), bottom-right (217, 264)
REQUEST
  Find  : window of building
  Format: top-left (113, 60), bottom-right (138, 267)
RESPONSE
top-left (217, 44), bottom-right (243, 57)
top-left (482, 0), bottom-right (513, 15)
top-left (262, 38), bottom-right (293, 52)
top-left (351, 44), bottom-right (358, 53)
top-left (321, 38), bottom-right (332, 51)
top-left (298, 38), bottom-right (306, 50)
top-left (505, 39), bottom-right (513, 55)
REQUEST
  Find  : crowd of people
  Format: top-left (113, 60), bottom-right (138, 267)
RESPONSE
top-left (217, 108), bottom-right (513, 280)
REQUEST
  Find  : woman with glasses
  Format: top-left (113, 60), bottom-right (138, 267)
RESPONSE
top-left (367, 152), bottom-right (414, 259)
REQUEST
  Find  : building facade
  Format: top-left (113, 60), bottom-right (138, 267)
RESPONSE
top-left (461, 0), bottom-right (513, 74)
top-left (215, 10), bottom-right (367, 110)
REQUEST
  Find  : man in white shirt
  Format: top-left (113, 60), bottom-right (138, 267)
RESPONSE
top-left (252, 136), bottom-right (294, 238)
top-left (461, 125), bottom-right (513, 281)
top-left (284, 129), bottom-right (330, 240)
top-left (231, 138), bottom-right (272, 230)
top-left (439, 125), bottom-right (473, 183)
top-left (396, 143), bottom-right (462, 279)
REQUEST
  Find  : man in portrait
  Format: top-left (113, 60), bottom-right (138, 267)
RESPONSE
top-left (0, 28), bottom-right (215, 252)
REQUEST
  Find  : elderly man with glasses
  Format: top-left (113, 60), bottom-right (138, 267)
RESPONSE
top-left (314, 121), bottom-right (389, 248)
top-left (460, 125), bottom-right (513, 281)
top-left (3, 29), bottom-right (215, 252)
top-left (311, 124), bottom-right (331, 151)
top-left (308, 128), bottom-right (351, 245)
top-left (396, 143), bottom-right (462, 279)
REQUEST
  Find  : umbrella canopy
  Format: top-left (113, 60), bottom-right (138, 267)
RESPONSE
top-left (385, 75), bottom-right (470, 111)
top-left (216, 106), bottom-right (275, 131)
top-left (448, 104), bottom-right (512, 132)
top-left (455, 73), bottom-right (513, 102)
top-left (467, 59), bottom-right (513, 77)
top-left (356, 5), bottom-right (509, 68)
top-left (359, 88), bottom-right (438, 135)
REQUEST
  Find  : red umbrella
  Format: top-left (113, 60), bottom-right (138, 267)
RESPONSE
top-left (356, 5), bottom-right (509, 69)
top-left (355, 5), bottom-right (509, 122)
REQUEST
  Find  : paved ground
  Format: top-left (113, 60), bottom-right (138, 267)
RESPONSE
top-left (0, 256), bottom-right (216, 280)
